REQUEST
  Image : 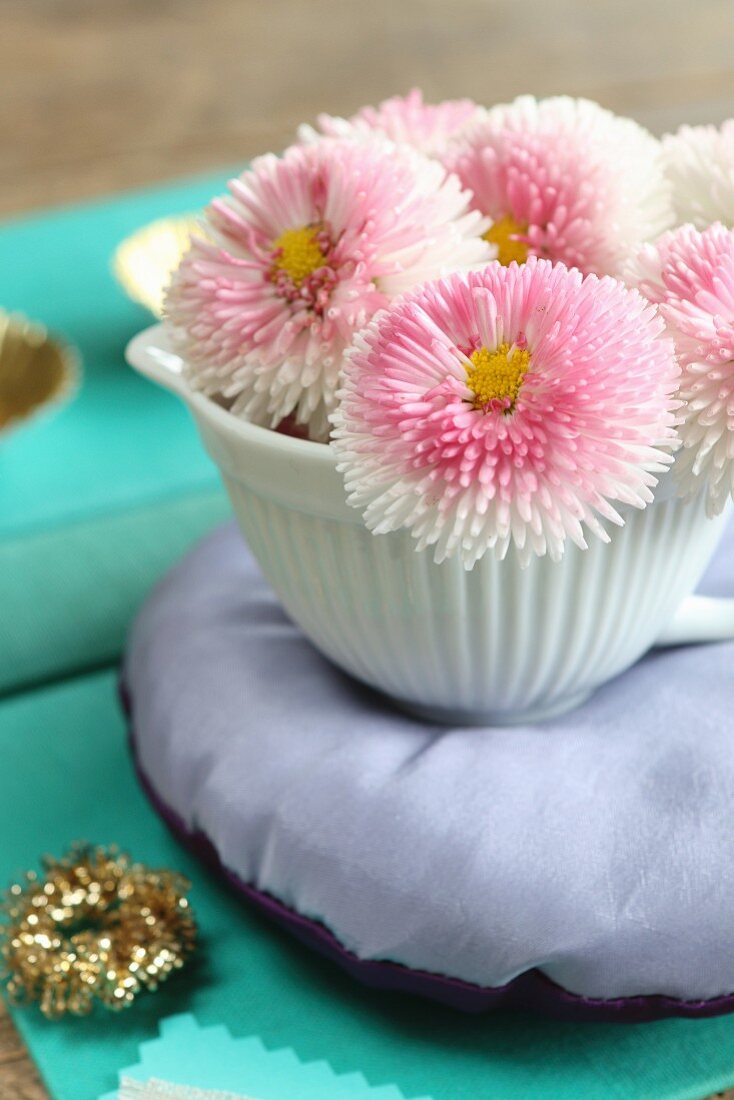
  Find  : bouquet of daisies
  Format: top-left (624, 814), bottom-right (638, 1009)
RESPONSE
top-left (165, 90), bottom-right (734, 567)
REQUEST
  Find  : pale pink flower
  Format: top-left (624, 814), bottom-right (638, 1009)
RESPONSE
top-left (301, 89), bottom-right (482, 158)
top-left (662, 121), bottom-right (734, 228)
top-left (443, 96), bottom-right (672, 276)
top-left (629, 222), bottom-right (734, 514)
top-left (165, 138), bottom-right (489, 440)
top-left (331, 259), bottom-right (679, 567)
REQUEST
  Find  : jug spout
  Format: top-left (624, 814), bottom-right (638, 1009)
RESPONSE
top-left (126, 326), bottom-right (188, 398)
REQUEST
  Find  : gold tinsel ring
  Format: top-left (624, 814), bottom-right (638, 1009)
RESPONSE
top-left (0, 845), bottom-right (196, 1019)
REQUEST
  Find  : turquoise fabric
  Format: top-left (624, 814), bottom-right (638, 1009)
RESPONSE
top-left (0, 175), bottom-right (237, 695)
top-left (2, 669), bottom-right (734, 1100)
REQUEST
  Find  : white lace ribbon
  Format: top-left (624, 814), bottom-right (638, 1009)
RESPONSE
top-left (119, 1079), bottom-right (258, 1100)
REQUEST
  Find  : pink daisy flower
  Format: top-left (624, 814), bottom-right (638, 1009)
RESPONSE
top-left (331, 259), bottom-right (679, 567)
top-left (629, 222), bottom-right (734, 515)
top-left (301, 89), bottom-right (482, 158)
top-left (443, 96), bottom-right (672, 276)
top-left (662, 121), bottom-right (734, 228)
top-left (165, 138), bottom-right (489, 440)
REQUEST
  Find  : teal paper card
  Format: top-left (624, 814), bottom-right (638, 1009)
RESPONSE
top-left (100, 1013), bottom-right (431, 1100)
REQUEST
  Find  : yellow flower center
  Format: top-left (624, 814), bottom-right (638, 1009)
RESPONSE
top-left (483, 214), bottom-right (529, 266)
top-left (271, 225), bottom-right (327, 286)
top-left (466, 343), bottom-right (530, 411)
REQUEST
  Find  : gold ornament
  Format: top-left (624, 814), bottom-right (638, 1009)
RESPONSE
top-left (0, 845), bottom-right (196, 1018)
top-left (113, 214), bottom-right (204, 317)
top-left (0, 310), bottom-right (79, 436)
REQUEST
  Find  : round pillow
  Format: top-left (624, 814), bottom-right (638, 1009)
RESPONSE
top-left (122, 520), bottom-right (734, 1022)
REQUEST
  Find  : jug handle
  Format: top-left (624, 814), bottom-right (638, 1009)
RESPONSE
top-left (656, 595), bottom-right (734, 647)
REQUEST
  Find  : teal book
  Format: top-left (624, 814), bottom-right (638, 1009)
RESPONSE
top-left (0, 173), bottom-right (238, 696)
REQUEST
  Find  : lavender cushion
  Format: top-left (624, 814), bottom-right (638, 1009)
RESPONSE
top-left (123, 519), bottom-right (734, 1021)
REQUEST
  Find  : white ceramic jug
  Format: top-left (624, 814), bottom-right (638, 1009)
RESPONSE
top-left (128, 325), bottom-right (734, 725)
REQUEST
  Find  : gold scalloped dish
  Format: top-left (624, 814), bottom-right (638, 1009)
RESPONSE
top-left (113, 214), bottom-right (203, 318)
top-left (0, 311), bottom-right (79, 435)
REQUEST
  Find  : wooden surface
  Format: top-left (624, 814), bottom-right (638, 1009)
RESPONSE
top-left (0, 1007), bottom-right (46, 1099)
top-left (3, 1), bottom-right (734, 1096)
top-left (3, 0), bottom-right (734, 218)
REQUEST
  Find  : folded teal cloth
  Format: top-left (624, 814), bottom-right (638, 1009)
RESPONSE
top-left (0, 174), bottom-right (235, 696)
top-left (2, 669), bottom-right (734, 1100)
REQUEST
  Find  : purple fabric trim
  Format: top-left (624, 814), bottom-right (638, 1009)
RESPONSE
top-left (120, 679), bottom-right (734, 1023)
